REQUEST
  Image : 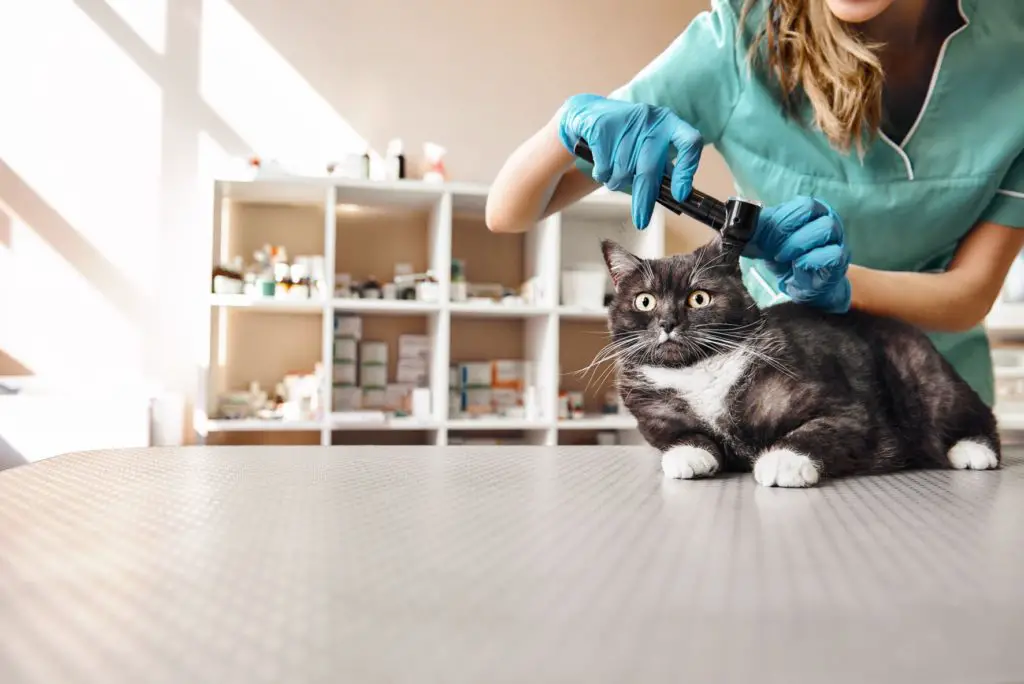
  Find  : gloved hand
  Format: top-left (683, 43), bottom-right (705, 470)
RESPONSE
top-left (558, 93), bottom-right (703, 230)
top-left (745, 196), bottom-right (852, 313)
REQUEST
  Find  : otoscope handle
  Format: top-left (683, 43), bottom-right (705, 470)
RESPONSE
top-left (571, 139), bottom-right (762, 249)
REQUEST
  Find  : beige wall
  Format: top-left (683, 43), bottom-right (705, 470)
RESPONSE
top-left (0, 0), bottom-right (729, 393)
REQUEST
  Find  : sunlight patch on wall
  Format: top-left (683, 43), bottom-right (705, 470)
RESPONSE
top-left (0, 216), bottom-right (144, 385)
top-left (199, 0), bottom-right (372, 166)
top-left (0, 1), bottom-right (162, 290)
top-left (104, 0), bottom-right (168, 54)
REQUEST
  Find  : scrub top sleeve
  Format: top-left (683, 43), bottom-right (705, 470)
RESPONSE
top-left (573, 0), bottom-right (746, 178)
top-left (981, 151), bottom-right (1024, 229)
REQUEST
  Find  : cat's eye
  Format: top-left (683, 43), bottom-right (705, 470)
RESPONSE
top-left (634, 292), bottom-right (657, 311)
top-left (687, 290), bottom-right (712, 308)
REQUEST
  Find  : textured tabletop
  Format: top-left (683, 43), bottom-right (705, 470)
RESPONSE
top-left (1, 446), bottom-right (1024, 684)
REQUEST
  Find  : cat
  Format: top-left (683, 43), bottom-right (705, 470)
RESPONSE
top-left (599, 236), bottom-right (1001, 488)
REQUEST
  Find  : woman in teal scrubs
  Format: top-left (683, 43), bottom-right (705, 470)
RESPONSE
top-left (486, 0), bottom-right (1024, 405)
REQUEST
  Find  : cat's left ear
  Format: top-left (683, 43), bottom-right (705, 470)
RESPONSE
top-left (601, 240), bottom-right (641, 290)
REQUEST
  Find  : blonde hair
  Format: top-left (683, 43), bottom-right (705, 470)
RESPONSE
top-left (740, 0), bottom-right (885, 156)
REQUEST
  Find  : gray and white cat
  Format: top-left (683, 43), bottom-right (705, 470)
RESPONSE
top-left (600, 237), bottom-right (1001, 488)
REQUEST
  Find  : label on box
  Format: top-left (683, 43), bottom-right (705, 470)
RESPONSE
top-left (360, 341), bottom-right (388, 365)
top-left (459, 362), bottom-right (492, 388)
top-left (334, 338), bottom-right (357, 363)
top-left (491, 360), bottom-right (524, 389)
top-left (396, 358), bottom-right (429, 386)
top-left (332, 363), bottom-right (357, 385)
top-left (333, 386), bottom-right (362, 411)
top-left (491, 388), bottom-right (521, 409)
top-left (398, 334), bottom-right (430, 360)
top-left (334, 315), bottom-right (362, 340)
top-left (461, 388), bottom-right (492, 416)
top-left (360, 364), bottom-right (388, 388)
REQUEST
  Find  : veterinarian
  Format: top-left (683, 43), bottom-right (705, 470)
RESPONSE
top-left (485, 0), bottom-right (1024, 406)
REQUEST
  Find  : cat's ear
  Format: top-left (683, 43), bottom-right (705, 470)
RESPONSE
top-left (601, 240), bottom-right (640, 290)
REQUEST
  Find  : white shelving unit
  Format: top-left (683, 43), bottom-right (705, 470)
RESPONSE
top-left (197, 176), bottom-right (664, 447)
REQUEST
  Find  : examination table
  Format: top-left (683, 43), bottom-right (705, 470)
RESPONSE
top-left (1, 445), bottom-right (1022, 683)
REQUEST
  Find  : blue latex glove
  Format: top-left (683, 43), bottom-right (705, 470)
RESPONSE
top-left (745, 196), bottom-right (852, 313)
top-left (558, 93), bottom-right (703, 230)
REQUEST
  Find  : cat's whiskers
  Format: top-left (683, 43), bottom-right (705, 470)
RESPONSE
top-left (690, 330), bottom-right (795, 378)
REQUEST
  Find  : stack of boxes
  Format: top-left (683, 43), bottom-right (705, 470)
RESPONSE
top-left (449, 360), bottom-right (530, 420)
top-left (332, 313), bottom-right (431, 415)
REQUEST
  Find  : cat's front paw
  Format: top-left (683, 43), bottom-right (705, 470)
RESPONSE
top-left (662, 445), bottom-right (720, 480)
top-left (947, 439), bottom-right (999, 471)
top-left (753, 448), bottom-right (820, 488)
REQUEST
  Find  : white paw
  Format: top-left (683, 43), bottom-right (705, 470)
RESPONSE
top-left (753, 448), bottom-right (820, 488)
top-left (662, 445), bottom-right (719, 480)
top-left (947, 439), bottom-right (999, 470)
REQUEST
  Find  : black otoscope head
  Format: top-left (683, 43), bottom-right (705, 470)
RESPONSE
top-left (571, 139), bottom-right (761, 250)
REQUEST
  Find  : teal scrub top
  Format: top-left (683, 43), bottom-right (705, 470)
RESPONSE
top-left (602, 0), bottom-right (1024, 405)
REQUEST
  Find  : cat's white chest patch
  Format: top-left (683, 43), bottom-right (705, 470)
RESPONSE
top-left (639, 349), bottom-right (750, 427)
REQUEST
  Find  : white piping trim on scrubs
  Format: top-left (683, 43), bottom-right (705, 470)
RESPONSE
top-left (997, 189), bottom-right (1024, 200)
top-left (881, 0), bottom-right (971, 182)
top-left (748, 266), bottom-right (787, 304)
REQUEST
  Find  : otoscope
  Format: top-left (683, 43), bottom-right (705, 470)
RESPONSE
top-left (572, 140), bottom-right (762, 249)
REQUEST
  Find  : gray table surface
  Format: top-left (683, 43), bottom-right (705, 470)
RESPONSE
top-left (1, 445), bottom-right (1023, 684)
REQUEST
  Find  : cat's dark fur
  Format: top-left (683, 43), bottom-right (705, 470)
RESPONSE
top-left (601, 236), bottom-right (1001, 488)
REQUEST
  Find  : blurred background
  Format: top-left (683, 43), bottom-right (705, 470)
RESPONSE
top-left (1, 0), bottom-right (1021, 465)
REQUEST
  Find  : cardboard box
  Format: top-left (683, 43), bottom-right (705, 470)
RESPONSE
top-left (362, 388), bottom-right (387, 409)
top-left (333, 386), bottom-right (362, 411)
top-left (334, 315), bottom-right (362, 339)
top-left (491, 388), bottom-right (521, 412)
top-left (334, 338), bottom-right (357, 363)
top-left (460, 388), bottom-right (492, 416)
top-left (398, 334), bottom-right (430, 361)
top-left (491, 360), bottom-right (524, 390)
top-left (359, 364), bottom-right (388, 389)
top-left (396, 358), bottom-right (429, 386)
top-left (459, 362), bottom-right (492, 388)
top-left (360, 341), bottom-right (388, 366)
top-left (332, 363), bottom-right (357, 385)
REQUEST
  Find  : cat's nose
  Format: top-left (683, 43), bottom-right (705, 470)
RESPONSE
top-left (660, 320), bottom-right (676, 333)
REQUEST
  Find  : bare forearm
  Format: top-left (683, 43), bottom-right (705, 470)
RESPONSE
top-left (485, 114), bottom-right (598, 233)
top-left (847, 265), bottom-right (994, 333)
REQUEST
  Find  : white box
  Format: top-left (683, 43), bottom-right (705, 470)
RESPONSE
top-left (334, 315), bottom-right (362, 339)
top-left (492, 388), bottom-right (521, 411)
top-left (333, 386), bottom-right (362, 411)
top-left (459, 362), bottom-right (491, 388)
top-left (460, 388), bottom-right (492, 416)
top-left (491, 360), bottom-right (524, 389)
top-left (332, 363), bottom-right (357, 385)
top-left (360, 341), bottom-right (388, 365)
top-left (334, 338), bottom-right (357, 363)
top-left (362, 388), bottom-right (387, 409)
top-left (396, 358), bottom-right (429, 386)
top-left (398, 334), bottom-right (431, 360)
top-left (360, 364), bottom-right (388, 388)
